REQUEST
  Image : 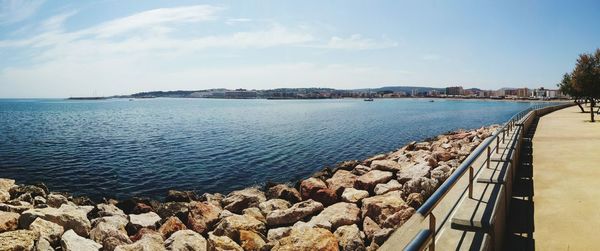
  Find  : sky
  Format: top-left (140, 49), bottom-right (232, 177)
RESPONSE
top-left (0, 0), bottom-right (599, 98)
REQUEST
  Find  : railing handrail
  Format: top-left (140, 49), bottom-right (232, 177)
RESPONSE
top-left (404, 102), bottom-right (569, 251)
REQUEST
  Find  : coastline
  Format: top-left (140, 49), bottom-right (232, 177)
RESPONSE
top-left (0, 124), bottom-right (499, 250)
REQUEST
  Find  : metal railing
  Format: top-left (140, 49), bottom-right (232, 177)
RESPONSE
top-left (403, 102), bottom-right (568, 251)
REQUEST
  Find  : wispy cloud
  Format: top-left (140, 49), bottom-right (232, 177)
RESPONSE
top-left (0, 0), bottom-right (45, 24)
top-left (225, 18), bottom-right (251, 25)
top-left (320, 34), bottom-right (398, 50)
top-left (422, 53), bottom-right (441, 61)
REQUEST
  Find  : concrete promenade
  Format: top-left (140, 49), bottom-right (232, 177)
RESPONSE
top-left (533, 105), bottom-right (600, 250)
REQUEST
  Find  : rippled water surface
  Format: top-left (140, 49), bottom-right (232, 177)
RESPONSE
top-left (0, 98), bottom-right (536, 199)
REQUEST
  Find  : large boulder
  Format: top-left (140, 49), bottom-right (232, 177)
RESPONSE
top-left (91, 215), bottom-right (129, 232)
top-left (0, 178), bottom-right (15, 191)
top-left (128, 212), bottom-right (161, 232)
top-left (199, 193), bottom-right (224, 208)
top-left (334, 224), bottom-right (365, 251)
top-left (374, 180), bottom-right (403, 195)
top-left (89, 222), bottom-right (131, 251)
top-left (272, 226), bottom-right (338, 251)
top-left (222, 188), bottom-right (266, 214)
top-left (243, 207), bottom-right (266, 223)
top-left (362, 216), bottom-right (381, 241)
top-left (114, 231), bottom-right (165, 251)
top-left (47, 193), bottom-right (69, 208)
top-left (340, 188), bottom-right (369, 203)
top-left (406, 193), bottom-right (425, 209)
top-left (311, 188), bottom-right (338, 206)
top-left (267, 184), bottom-right (302, 203)
top-left (0, 201), bottom-right (33, 213)
top-left (156, 202), bottom-right (189, 219)
top-left (97, 203), bottom-right (127, 217)
top-left (370, 160), bottom-right (403, 172)
top-left (164, 230), bottom-right (207, 251)
top-left (186, 201), bottom-right (221, 234)
top-left (402, 177), bottom-right (439, 198)
top-left (166, 190), bottom-right (198, 203)
top-left (159, 217), bottom-right (187, 239)
top-left (258, 199), bottom-right (291, 215)
top-left (334, 160), bottom-right (360, 171)
top-left (213, 214), bottom-right (266, 240)
top-left (267, 226), bottom-right (292, 243)
top-left (431, 164), bottom-right (452, 183)
top-left (397, 163), bottom-right (431, 183)
top-left (381, 206), bottom-right (415, 229)
top-left (61, 229), bottom-right (102, 251)
top-left (207, 232), bottom-right (243, 251)
top-left (325, 170), bottom-right (358, 193)
top-left (29, 217), bottom-right (64, 245)
top-left (239, 229), bottom-right (267, 251)
top-left (307, 202), bottom-right (361, 230)
top-left (299, 178), bottom-right (327, 200)
top-left (0, 211), bottom-right (19, 233)
top-left (266, 200), bottom-right (324, 227)
top-left (355, 170), bottom-right (393, 192)
top-left (361, 191), bottom-right (406, 225)
top-left (9, 184), bottom-right (47, 199)
top-left (0, 230), bottom-right (39, 251)
top-left (363, 154), bottom-right (387, 166)
top-left (20, 204), bottom-right (92, 237)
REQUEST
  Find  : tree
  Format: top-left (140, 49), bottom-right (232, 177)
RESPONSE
top-left (563, 49), bottom-right (600, 122)
top-left (558, 73), bottom-right (586, 112)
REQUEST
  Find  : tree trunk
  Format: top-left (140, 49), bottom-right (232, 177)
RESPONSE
top-left (575, 100), bottom-right (585, 112)
top-left (591, 99), bottom-right (595, 122)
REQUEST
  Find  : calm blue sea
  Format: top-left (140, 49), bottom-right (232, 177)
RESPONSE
top-left (0, 98), bottom-right (537, 200)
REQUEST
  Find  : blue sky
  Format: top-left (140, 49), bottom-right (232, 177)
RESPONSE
top-left (0, 0), bottom-right (599, 98)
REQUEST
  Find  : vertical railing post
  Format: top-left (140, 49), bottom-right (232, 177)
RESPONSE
top-left (429, 214), bottom-right (436, 251)
top-left (487, 146), bottom-right (491, 169)
top-left (496, 136), bottom-right (499, 153)
top-left (468, 165), bottom-right (474, 199)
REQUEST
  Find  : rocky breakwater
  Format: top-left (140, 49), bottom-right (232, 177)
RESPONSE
top-left (0, 125), bottom-right (498, 251)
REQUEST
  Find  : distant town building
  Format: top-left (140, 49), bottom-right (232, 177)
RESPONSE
top-left (446, 86), bottom-right (464, 96)
top-left (516, 88), bottom-right (531, 98)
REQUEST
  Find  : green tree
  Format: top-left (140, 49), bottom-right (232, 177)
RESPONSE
top-left (566, 49), bottom-right (600, 122)
top-left (558, 73), bottom-right (586, 112)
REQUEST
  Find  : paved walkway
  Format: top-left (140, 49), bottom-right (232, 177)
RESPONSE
top-left (533, 105), bottom-right (600, 250)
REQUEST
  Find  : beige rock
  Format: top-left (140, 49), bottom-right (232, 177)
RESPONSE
top-left (299, 178), bottom-right (327, 200)
top-left (36, 238), bottom-right (53, 251)
top-left (239, 229), bottom-right (267, 251)
top-left (213, 214), bottom-right (266, 240)
top-left (258, 199), bottom-right (291, 215)
top-left (207, 232), bottom-right (243, 251)
top-left (372, 228), bottom-right (394, 245)
top-left (266, 199), bottom-right (324, 227)
top-left (164, 230), bottom-right (207, 251)
top-left (307, 202), bottom-right (360, 230)
top-left (46, 194), bottom-right (69, 208)
top-left (374, 180), bottom-right (403, 195)
top-left (0, 211), bottom-right (19, 233)
top-left (363, 154), bottom-right (387, 166)
top-left (128, 212), bottom-right (161, 231)
top-left (351, 165), bottom-right (371, 176)
top-left (334, 224), bottom-right (365, 251)
top-left (0, 201), bottom-right (33, 213)
top-left (381, 206), bottom-right (415, 229)
top-left (361, 191), bottom-right (406, 225)
top-left (272, 226), bottom-right (338, 251)
top-left (0, 230), bottom-right (39, 251)
top-left (431, 164), bottom-right (452, 183)
top-left (397, 163), bottom-right (431, 183)
top-left (158, 217), bottom-right (187, 239)
top-left (325, 170), bottom-right (358, 193)
top-left (61, 229), bottom-right (102, 251)
top-left (0, 178), bottom-right (15, 192)
top-left (370, 160), bottom-right (403, 172)
top-left (29, 217), bottom-right (64, 245)
top-left (340, 188), bottom-right (369, 203)
top-left (402, 177), bottom-right (438, 198)
top-left (89, 222), bottom-right (131, 250)
top-left (91, 215), bottom-right (129, 232)
top-left (98, 203), bottom-right (126, 217)
top-left (20, 204), bottom-right (92, 237)
top-left (266, 226), bottom-right (292, 242)
top-left (362, 216), bottom-right (381, 241)
top-left (114, 231), bottom-right (165, 251)
top-left (222, 188), bottom-right (266, 214)
top-left (243, 207), bottom-right (266, 223)
top-left (267, 184), bottom-right (302, 203)
top-left (186, 201), bottom-right (222, 234)
top-left (355, 170), bottom-right (393, 192)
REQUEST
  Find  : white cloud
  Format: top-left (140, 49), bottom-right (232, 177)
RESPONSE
top-left (422, 53), bottom-right (441, 61)
top-left (225, 18), bottom-right (251, 25)
top-left (0, 0), bottom-right (45, 24)
top-left (321, 34), bottom-right (398, 50)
